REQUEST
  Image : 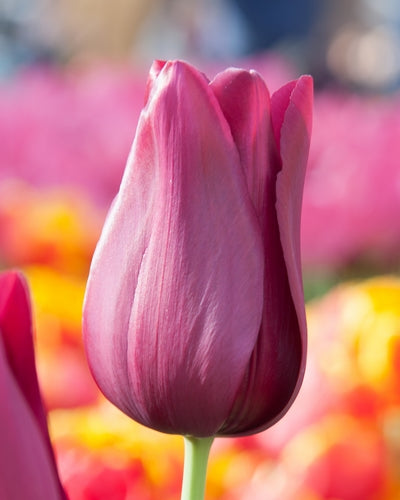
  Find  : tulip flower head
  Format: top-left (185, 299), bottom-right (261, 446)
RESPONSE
top-left (83, 60), bottom-right (312, 438)
top-left (0, 271), bottom-right (65, 499)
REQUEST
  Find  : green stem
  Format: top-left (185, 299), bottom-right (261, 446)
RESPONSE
top-left (180, 436), bottom-right (214, 500)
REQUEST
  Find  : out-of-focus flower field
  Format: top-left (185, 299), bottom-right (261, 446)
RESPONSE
top-left (1, 56), bottom-right (400, 499)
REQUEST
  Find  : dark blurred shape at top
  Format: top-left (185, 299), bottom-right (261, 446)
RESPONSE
top-left (232, 0), bottom-right (320, 52)
top-left (2, 0), bottom-right (399, 92)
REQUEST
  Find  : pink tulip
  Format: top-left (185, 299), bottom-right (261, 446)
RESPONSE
top-left (83, 60), bottom-right (312, 437)
top-left (0, 271), bottom-right (66, 499)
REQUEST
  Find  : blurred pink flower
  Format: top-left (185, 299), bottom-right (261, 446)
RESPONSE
top-left (0, 270), bottom-right (66, 499)
top-left (302, 92), bottom-right (400, 269)
top-left (0, 66), bottom-right (145, 206)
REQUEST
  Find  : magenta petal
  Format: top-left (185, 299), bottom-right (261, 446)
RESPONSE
top-left (83, 61), bottom-right (264, 436)
top-left (213, 76), bottom-right (312, 436)
top-left (143, 60), bottom-right (168, 105)
top-left (270, 80), bottom-right (297, 152)
top-left (210, 68), bottom-right (277, 222)
top-left (0, 271), bottom-right (64, 499)
top-left (271, 75), bottom-right (313, 416)
top-left (0, 338), bottom-right (62, 499)
top-left (274, 75), bottom-right (313, 340)
top-left (0, 272), bottom-right (50, 449)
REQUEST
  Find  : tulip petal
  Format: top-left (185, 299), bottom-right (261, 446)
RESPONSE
top-left (270, 75), bottom-right (313, 417)
top-left (273, 76), bottom-right (312, 341)
top-left (143, 60), bottom-right (168, 105)
top-left (210, 74), bottom-right (312, 435)
top-left (0, 337), bottom-right (62, 500)
top-left (0, 272), bottom-right (50, 450)
top-left (210, 68), bottom-right (278, 222)
top-left (83, 60), bottom-right (264, 436)
top-left (0, 271), bottom-right (64, 499)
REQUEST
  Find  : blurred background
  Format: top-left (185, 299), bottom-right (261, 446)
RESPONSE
top-left (1, 1), bottom-right (400, 499)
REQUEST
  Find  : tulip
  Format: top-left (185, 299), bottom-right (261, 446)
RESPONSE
top-left (0, 270), bottom-right (66, 499)
top-left (83, 60), bottom-right (312, 439)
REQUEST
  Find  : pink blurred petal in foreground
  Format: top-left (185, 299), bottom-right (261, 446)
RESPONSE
top-left (0, 271), bottom-right (66, 499)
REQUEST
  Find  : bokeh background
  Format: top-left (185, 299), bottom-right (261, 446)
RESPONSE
top-left (2, 1), bottom-right (400, 498)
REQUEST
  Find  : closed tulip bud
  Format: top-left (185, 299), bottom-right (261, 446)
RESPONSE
top-left (83, 60), bottom-right (312, 438)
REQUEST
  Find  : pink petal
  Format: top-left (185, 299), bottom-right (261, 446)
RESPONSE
top-left (0, 272), bottom-right (50, 448)
top-left (274, 76), bottom-right (313, 341)
top-left (0, 271), bottom-right (64, 499)
top-left (209, 72), bottom-right (308, 435)
top-left (272, 76), bottom-right (313, 416)
top-left (83, 60), bottom-right (264, 436)
top-left (270, 80), bottom-right (297, 151)
top-left (210, 68), bottom-right (278, 223)
top-left (237, 77), bottom-right (312, 433)
top-left (143, 60), bottom-right (167, 105)
top-left (0, 337), bottom-right (62, 499)
top-left (232, 77), bottom-right (312, 434)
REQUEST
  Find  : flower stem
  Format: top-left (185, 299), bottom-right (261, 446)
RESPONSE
top-left (181, 436), bottom-right (214, 500)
